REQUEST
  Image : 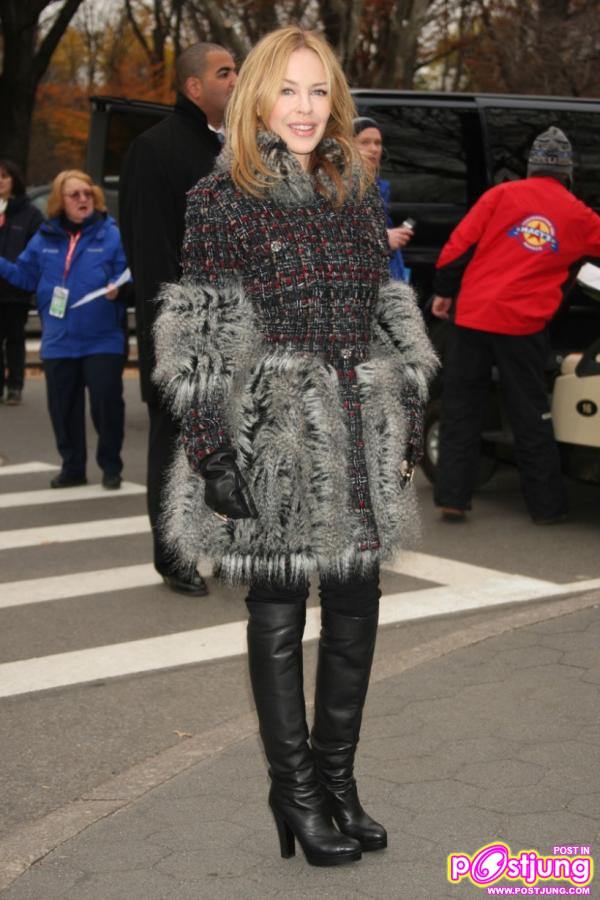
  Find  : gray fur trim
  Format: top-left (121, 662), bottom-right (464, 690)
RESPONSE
top-left (371, 280), bottom-right (439, 398)
top-left (159, 350), bottom-right (367, 584)
top-left (151, 278), bottom-right (262, 417)
top-left (159, 342), bottom-right (425, 584)
top-left (356, 357), bottom-right (421, 558)
top-left (215, 131), bottom-right (358, 208)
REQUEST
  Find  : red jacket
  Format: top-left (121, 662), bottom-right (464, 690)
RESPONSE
top-left (434, 176), bottom-right (600, 335)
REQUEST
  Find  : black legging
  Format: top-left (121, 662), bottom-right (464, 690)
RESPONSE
top-left (246, 568), bottom-right (381, 617)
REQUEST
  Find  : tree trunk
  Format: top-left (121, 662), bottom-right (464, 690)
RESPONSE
top-left (0, 0), bottom-right (85, 175)
top-left (318, 0), bottom-right (365, 72)
top-left (375, 0), bottom-right (435, 88)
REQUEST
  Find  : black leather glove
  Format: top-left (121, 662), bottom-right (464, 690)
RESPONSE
top-left (401, 386), bottom-right (425, 488)
top-left (198, 447), bottom-right (258, 520)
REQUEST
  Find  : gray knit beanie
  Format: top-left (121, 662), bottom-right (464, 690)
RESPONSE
top-left (527, 126), bottom-right (573, 183)
top-left (353, 117), bottom-right (380, 136)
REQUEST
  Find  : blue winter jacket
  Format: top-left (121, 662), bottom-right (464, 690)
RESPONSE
top-left (377, 177), bottom-right (409, 283)
top-left (0, 212), bottom-right (129, 359)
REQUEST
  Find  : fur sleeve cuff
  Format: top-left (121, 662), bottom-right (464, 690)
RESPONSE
top-left (151, 277), bottom-right (259, 417)
top-left (372, 280), bottom-right (439, 394)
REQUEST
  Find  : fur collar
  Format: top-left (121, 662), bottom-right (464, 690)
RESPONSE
top-left (216, 131), bottom-right (357, 208)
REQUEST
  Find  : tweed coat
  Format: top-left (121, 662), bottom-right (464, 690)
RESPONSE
top-left (153, 133), bottom-right (438, 584)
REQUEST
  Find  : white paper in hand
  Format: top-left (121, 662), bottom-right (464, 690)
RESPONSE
top-left (70, 268), bottom-right (132, 309)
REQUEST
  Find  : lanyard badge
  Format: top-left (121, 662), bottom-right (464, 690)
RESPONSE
top-left (49, 232), bottom-right (80, 319)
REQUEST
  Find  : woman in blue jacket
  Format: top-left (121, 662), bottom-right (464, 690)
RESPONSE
top-left (0, 169), bottom-right (130, 489)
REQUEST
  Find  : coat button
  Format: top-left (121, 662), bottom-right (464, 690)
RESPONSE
top-left (271, 240), bottom-right (283, 253)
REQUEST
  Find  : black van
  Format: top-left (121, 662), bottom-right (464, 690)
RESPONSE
top-left (86, 89), bottom-right (600, 301)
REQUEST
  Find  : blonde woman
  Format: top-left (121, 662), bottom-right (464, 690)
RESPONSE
top-left (0, 170), bottom-right (129, 488)
top-left (153, 27), bottom-right (437, 866)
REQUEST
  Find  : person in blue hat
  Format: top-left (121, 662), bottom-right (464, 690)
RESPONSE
top-left (353, 117), bottom-right (413, 282)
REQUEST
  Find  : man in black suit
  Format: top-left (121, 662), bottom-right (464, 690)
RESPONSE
top-left (119, 43), bottom-right (236, 594)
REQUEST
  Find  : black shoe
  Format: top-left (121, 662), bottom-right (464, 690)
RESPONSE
top-left (440, 506), bottom-right (467, 522)
top-left (5, 389), bottom-right (22, 406)
top-left (50, 473), bottom-right (87, 488)
top-left (533, 513), bottom-right (568, 525)
top-left (162, 571), bottom-right (209, 596)
top-left (102, 472), bottom-right (122, 490)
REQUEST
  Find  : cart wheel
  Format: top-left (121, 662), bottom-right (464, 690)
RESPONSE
top-left (421, 400), bottom-right (498, 488)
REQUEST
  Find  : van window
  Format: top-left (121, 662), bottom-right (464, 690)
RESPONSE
top-left (358, 105), bottom-right (472, 205)
top-left (483, 107), bottom-right (600, 209)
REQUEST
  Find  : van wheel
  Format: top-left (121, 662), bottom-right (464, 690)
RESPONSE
top-left (420, 400), bottom-right (498, 488)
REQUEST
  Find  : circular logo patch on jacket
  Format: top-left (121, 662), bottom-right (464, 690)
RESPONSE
top-left (509, 216), bottom-right (559, 253)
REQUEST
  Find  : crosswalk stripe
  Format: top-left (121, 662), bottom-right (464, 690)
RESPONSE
top-left (0, 462), bottom-right (60, 476)
top-left (1, 577), bottom-right (599, 699)
top-left (0, 481), bottom-right (146, 509)
top-left (0, 515), bottom-right (150, 551)
top-left (387, 550), bottom-right (551, 589)
top-left (0, 562), bottom-right (211, 608)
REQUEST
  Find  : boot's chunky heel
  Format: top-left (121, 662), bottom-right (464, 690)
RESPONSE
top-left (246, 598), bottom-right (362, 868)
top-left (270, 790), bottom-right (362, 867)
top-left (311, 608), bottom-right (388, 852)
top-left (272, 809), bottom-right (295, 859)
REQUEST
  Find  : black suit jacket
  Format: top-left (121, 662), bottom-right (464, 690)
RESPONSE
top-left (119, 92), bottom-right (222, 402)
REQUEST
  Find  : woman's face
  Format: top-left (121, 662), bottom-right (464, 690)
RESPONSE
top-left (268, 48), bottom-right (332, 171)
top-left (0, 168), bottom-right (13, 201)
top-left (62, 176), bottom-right (94, 224)
top-left (355, 127), bottom-right (383, 170)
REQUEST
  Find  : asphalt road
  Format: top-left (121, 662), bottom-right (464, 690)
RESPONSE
top-left (0, 370), bottom-right (598, 846)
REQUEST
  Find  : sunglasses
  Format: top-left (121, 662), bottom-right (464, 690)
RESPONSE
top-left (64, 189), bottom-right (93, 200)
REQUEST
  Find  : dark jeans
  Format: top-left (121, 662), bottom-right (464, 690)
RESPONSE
top-left (147, 400), bottom-right (185, 576)
top-left (44, 355), bottom-right (125, 477)
top-left (0, 303), bottom-right (29, 393)
top-left (246, 569), bottom-right (381, 617)
top-left (435, 325), bottom-right (567, 520)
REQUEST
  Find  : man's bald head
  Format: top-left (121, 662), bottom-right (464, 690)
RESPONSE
top-left (175, 43), bottom-right (237, 128)
top-left (175, 43), bottom-right (228, 91)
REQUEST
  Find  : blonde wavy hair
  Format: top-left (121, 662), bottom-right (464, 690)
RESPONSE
top-left (47, 169), bottom-right (107, 219)
top-left (226, 27), bottom-right (368, 205)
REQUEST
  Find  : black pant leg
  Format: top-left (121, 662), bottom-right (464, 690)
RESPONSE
top-left (83, 354), bottom-right (125, 476)
top-left (2, 304), bottom-right (29, 390)
top-left (246, 579), bottom-right (310, 605)
top-left (147, 401), bottom-right (188, 575)
top-left (318, 569), bottom-right (381, 617)
top-left (434, 326), bottom-right (493, 510)
top-left (493, 331), bottom-right (567, 520)
top-left (43, 358), bottom-right (86, 476)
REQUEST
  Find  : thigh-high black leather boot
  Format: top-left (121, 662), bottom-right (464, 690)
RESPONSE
top-left (246, 598), bottom-right (362, 867)
top-left (311, 607), bottom-right (387, 851)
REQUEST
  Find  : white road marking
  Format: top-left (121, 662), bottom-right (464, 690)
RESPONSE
top-left (0, 516), bottom-right (150, 551)
top-left (0, 462), bottom-right (59, 476)
top-left (0, 563), bottom-right (210, 609)
top-left (0, 482), bottom-right (145, 509)
top-left (0, 575), bottom-right (598, 699)
top-left (387, 550), bottom-right (545, 588)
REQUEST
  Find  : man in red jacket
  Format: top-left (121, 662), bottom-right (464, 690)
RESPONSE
top-left (431, 127), bottom-right (600, 524)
